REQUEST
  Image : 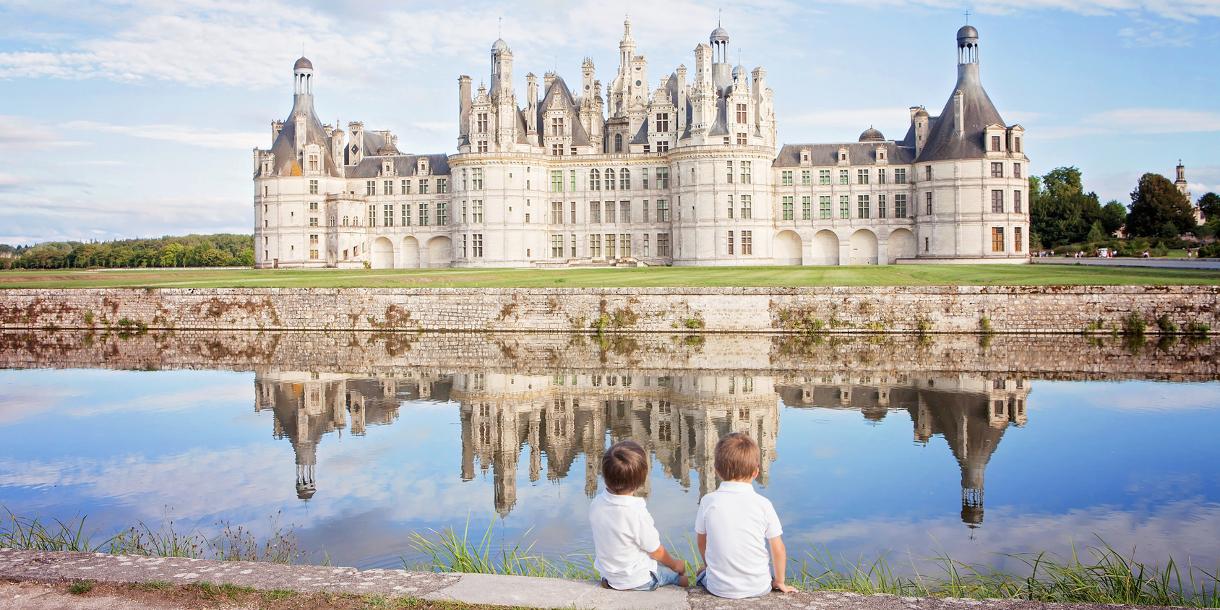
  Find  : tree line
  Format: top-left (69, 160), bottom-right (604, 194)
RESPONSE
top-left (0, 234), bottom-right (254, 269)
top-left (1029, 166), bottom-right (1219, 256)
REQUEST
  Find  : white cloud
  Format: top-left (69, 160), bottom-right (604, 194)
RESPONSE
top-left (827, 0), bottom-right (1220, 22)
top-left (0, 115), bottom-right (85, 149)
top-left (0, 0), bottom-right (797, 89)
top-left (60, 120), bottom-right (264, 150)
top-left (1037, 108), bottom-right (1220, 139)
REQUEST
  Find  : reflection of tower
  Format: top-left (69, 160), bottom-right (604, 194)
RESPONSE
top-left (255, 370), bottom-right (440, 501)
top-left (910, 376), bottom-right (1031, 528)
top-left (778, 373), bottom-right (1030, 529)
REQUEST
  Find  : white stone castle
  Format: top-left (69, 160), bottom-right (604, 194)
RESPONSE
top-left (253, 21), bottom-right (1030, 268)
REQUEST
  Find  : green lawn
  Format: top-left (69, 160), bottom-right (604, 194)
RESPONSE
top-left (3, 264), bottom-right (1220, 288)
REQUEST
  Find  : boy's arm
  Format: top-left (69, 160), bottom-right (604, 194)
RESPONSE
top-left (646, 545), bottom-right (686, 575)
top-left (696, 533), bottom-right (707, 573)
top-left (768, 536), bottom-right (794, 593)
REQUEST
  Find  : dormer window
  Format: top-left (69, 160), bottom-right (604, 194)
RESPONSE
top-left (800, 149), bottom-right (811, 165)
top-left (476, 113), bottom-right (488, 133)
top-left (382, 160), bottom-right (393, 175)
top-left (417, 158), bottom-right (430, 175)
top-left (991, 135), bottom-right (1002, 152)
top-left (307, 154), bottom-right (319, 172)
top-left (838, 147), bottom-right (849, 164)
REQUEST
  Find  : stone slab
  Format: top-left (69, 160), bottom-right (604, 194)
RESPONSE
top-left (0, 548), bottom-right (457, 598)
top-left (423, 572), bottom-right (687, 609)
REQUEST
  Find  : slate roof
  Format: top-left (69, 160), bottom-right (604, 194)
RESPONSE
top-left (916, 63), bottom-right (1005, 162)
top-left (268, 96), bottom-right (342, 178)
top-left (773, 142), bottom-right (916, 167)
top-left (536, 76), bottom-right (591, 147)
top-left (345, 153), bottom-right (451, 178)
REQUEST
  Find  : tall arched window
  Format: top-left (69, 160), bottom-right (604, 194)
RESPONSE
top-left (620, 168), bottom-right (630, 190)
top-left (614, 133), bottom-right (623, 152)
top-left (605, 169), bottom-right (615, 191)
top-left (590, 169), bottom-right (600, 191)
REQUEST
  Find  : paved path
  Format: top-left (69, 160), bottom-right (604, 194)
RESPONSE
top-left (1032, 257), bottom-right (1220, 270)
top-left (0, 548), bottom-right (1160, 610)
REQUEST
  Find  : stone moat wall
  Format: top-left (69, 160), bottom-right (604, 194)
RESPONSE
top-left (2, 330), bottom-right (1217, 381)
top-left (1, 286), bottom-right (1217, 335)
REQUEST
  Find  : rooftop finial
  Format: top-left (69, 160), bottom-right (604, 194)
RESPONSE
top-left (964, 8), bottom-right (971, 23)
top-left (718, 7), bottom-right (722, 26)
top-left (498, 16), bottom-right (502, 38)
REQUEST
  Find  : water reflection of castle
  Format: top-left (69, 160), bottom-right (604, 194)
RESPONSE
top-left (254, 369), bottom-right (1028, 526)
top-left (777, 373), bottom-right (1029, 526)
top-left (254, 370), bottom-right (452, 499)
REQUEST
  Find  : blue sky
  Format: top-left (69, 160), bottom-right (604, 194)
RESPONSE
top-left (1, 0), bottom-right (1217, 245)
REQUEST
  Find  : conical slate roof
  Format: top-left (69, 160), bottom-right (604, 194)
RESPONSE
top-left (917, 62), bottom-right (1005, 162)
top-left (268, 95), bottom-right (342, 177)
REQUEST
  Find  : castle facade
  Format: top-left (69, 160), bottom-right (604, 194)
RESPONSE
top-left (253, 22), bottom-right (1029, 268)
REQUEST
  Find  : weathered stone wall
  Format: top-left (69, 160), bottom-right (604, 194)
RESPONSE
top-left (1, 286), bottom-right (1217, 334)
top-left (2, 330), bottom-right (1216, 381)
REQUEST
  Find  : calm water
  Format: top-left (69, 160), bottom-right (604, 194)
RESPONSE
top-left (1, 331), bottom-right (1219, 573)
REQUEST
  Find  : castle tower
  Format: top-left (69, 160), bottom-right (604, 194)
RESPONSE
top-left (490, 38), bottom-right (517, 149)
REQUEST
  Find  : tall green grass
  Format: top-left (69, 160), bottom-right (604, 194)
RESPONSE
top-left (794, 541), bottom-right (1220, 607)
top-left (408, 518), bottom-right (595, 579)
top-left (1, 508), bottom-right (300, 564)
top-left (0, 508), bottom-right (107, 552)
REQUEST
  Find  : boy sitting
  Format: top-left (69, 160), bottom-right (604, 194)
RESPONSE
top-left (695, 432), bottom-right (794, 598)
top-left (589, 440), bottom-right (688, 591)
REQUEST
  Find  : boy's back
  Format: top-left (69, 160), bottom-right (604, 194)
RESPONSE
top-left (695, 482), bottom-right (783, 598)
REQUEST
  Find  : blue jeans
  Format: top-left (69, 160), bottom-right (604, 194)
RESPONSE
top-left (628, 565), bottom-right (683, 591)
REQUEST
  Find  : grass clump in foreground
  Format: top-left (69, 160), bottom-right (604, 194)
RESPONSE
top-left (408, 518), bottom-right (595, 580)
top-left (4, 264), bottom-right (1220, 289)
top-left (797, 543), bottom-right (1220, 607)
top-left (0, 507), bottom-right (300, 564)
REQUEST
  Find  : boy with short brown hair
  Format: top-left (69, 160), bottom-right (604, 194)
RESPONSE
top-left (589, 440), bottom-right (688, 591)
top-left (694, 432), bottom-right (793, 598)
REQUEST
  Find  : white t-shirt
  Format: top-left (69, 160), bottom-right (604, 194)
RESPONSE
top-left (589, 491), bottom-right (661, 590)
top-left (694, 480), bottom-right (783, 599)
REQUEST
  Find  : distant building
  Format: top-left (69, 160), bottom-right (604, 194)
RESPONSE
top-left (253, 23), bottom-right (1030, 268)
top-left (1175, 160), bottom-right (1203, 225)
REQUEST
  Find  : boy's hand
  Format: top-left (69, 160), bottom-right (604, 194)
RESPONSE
top-left (772, 580), bottom-right (795, 593)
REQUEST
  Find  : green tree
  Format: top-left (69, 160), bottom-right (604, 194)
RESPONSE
top-left (1086, 221), bottom-right (1106, 244)
top-left (1199, 192), bottom-right (1220, 221)
top-left (1125, 173), bottom-right (1197, 238)
top-left (1029, 167), bottom-right (1103, 247)
top-left (160, 243), bottom-right (185, 267)
top-left (1100, 201), bottom-right (1127, 235)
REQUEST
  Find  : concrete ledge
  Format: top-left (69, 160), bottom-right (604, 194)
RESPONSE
top-left (0, 549), bottom-right (1167, 610)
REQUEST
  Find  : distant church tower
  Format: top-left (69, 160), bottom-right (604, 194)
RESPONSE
top-left (1176, 160), bottom-right (1200, 223)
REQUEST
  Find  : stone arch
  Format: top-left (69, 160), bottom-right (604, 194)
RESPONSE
top-left (811, 230), bottom-right (840, 266)
top-left (426, 235), bottom-right (453, 268)
top-left (401, 236), bottom-right (420, 268)
top-left (888, 228), bottom-right (916, 263)
top-left (371, 237), bottom-right (395, 269)
top-left (849, 229), bottom-right (879, 265)
top-left (773, 230), bottom-right (802, 265)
